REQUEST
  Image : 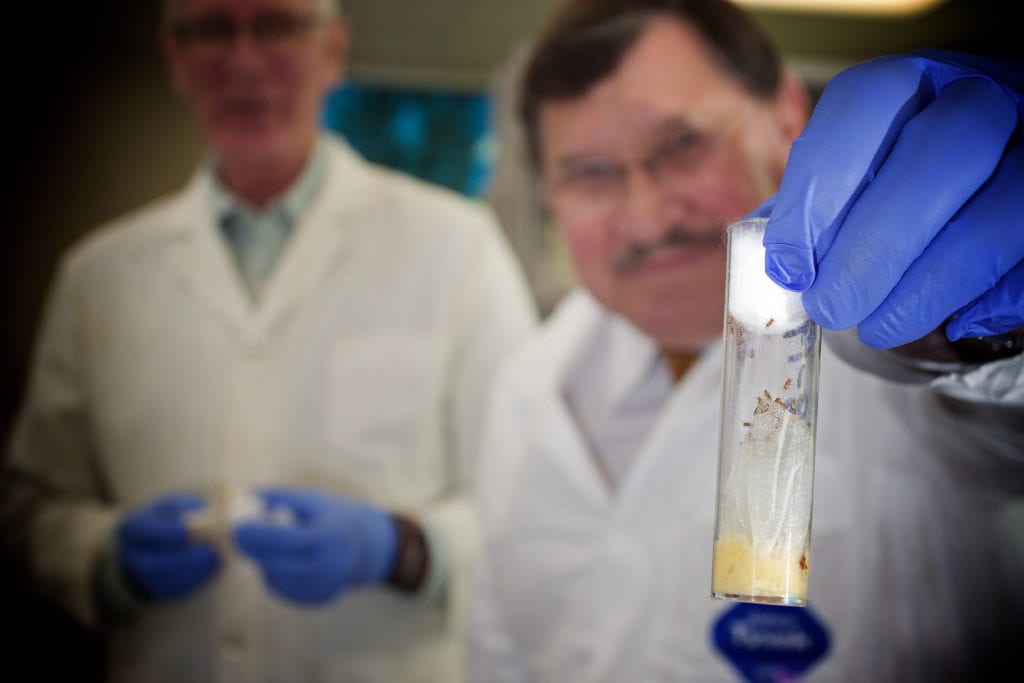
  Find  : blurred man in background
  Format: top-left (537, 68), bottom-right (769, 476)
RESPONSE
top-left (468, 0), bottom-right (1023, 680)
top-left (0, 0), bottom-right (536, 680)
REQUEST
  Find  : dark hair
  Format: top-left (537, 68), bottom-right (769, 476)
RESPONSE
top-left (520, 0), bottom-right (782, 165)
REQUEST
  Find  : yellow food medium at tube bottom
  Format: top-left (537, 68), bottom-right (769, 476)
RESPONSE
top-left (712, 536), bottom-right (809, 604)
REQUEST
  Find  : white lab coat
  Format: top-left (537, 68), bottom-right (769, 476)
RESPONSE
top-left (468, 290), bottom-right (1024, 683)
top-left (2, 135), bottom-right (538, 682)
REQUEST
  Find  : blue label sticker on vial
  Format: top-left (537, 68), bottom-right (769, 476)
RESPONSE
top-left (712, 603), bottom-right (830, 682)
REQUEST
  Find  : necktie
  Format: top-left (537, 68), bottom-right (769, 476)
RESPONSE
top-left (223, 209), bottom-right (290, 301)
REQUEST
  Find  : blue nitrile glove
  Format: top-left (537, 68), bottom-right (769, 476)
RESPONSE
top-left (117, 493), bottom-right (221, 600)
top-left (759, 50), bottom-right (1024, 348)
top-left (233, 488), bottom-right (399, 606)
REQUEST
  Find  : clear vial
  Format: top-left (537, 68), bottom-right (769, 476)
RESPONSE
top-left (711, 217), bottom-right (821, 607)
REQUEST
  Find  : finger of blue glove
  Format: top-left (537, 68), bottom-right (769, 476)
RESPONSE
top-left (118, 493), bottom-right (206, 549)
top-left (235, 515), bottom-right (398, 583)
top-left (234, 493), bottom-right (399, 606)
top-left (124, 545), bottom-right (221, 599)
top-left (234, 521), bottom-right (316, 559)
top-left (249, 489), bottom-right (398, 571)
top-left (262, 560), bottom-right (346, 606)
top-left (235, 524), bottom-right (355, 605)
top-left (801, 76), bottom-right (1017, 335)
top-left (856, 140), bottom-right (1024, 347)
top-left (911, 49), bottom-right (1024, 103)
top-left (764, 55), bottom-right (933, 292)
top-left (949, 262), bottom-right (1024, 340)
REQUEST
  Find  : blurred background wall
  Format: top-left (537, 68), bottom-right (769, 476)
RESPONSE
top-left (1, 0), bottom-right (1019, 678)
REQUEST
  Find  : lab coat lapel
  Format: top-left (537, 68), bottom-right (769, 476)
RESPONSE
top-left (617, 345), bottom-right (724, 533)
top-left (254, 137), bottom-right (371, 338)
top-left (537, 382), bottom-right (614, 510)
top-left (164, 169), bottom-right (256, 346)
top-left (540, 294), bottom-right (624, 509)
top-left (541, 292), bottom-right (726, 519)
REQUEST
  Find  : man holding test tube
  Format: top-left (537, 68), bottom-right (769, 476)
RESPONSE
top-left (467, 1), bottom-right (1024, 681)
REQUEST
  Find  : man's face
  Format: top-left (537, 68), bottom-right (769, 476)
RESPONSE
top-left (164, 0), bottom-right (346, 168)
top-left (538, 16), bottom-right (806, 351)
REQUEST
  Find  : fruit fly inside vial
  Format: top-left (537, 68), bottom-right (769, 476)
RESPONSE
top-left (711, 217), bottom-right (822, 607)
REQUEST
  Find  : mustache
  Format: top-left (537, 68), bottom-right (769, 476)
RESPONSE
top-left (613, 226), bottom-right (724, 274)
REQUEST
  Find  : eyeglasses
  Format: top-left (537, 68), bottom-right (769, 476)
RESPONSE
top-left (545, 126), bottom-right (715, 221)
top-left (170, 10), bottom-right (325, 57)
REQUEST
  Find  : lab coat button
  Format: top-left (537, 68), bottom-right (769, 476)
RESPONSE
top-left (220, 635), bottom-right (246, 662)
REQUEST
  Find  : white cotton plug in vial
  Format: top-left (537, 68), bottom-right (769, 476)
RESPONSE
top-left (711, 217), bottom-right (821, 607)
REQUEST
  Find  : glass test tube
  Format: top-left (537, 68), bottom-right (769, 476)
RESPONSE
top-left (711, 217), bottom-right (821, 607)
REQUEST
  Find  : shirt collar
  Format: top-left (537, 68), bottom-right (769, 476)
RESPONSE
top-left (208, 136), bottom-right (329, 228)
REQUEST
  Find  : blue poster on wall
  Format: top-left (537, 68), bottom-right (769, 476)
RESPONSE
top-left (322, 82), bottom-right (495, 198)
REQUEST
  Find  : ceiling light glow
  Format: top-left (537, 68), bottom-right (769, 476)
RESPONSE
top-left (736, 0), bottom-right (949, 17)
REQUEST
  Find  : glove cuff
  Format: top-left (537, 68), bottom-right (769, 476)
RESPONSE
top-left (825, 327), bottom-right (1024, 384)
top-left (93, 528), bottom-right (148, 624)
top-left (387, 515), bottom-right (430, 593)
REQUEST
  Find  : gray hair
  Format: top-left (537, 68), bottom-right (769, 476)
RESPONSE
top-left (162, 0), bottom-right (343, 24)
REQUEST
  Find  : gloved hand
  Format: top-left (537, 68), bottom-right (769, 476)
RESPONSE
top-left (758, 50), bottom-right (1024, 348)
top-left (117, 492), bottom-right (221, 600)
top-left (233, 488), bottom-right (398, 606)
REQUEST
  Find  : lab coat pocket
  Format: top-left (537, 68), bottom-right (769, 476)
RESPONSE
top-left (324, 335), bottom-right (446, 473)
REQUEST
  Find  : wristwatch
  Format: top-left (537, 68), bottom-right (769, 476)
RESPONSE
top-left (387, 515), bottom-right (430, 593)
